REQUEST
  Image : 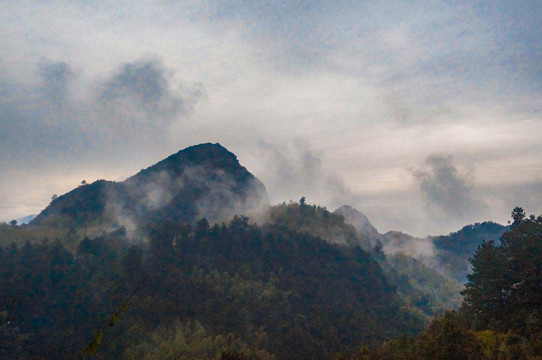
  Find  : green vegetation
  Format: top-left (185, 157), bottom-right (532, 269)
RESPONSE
top-left (266, 201), bottom-right (463, 321)
top-left (123, 320), bottom-right (276, 360)
top-left (432, 221), bottom-right (507, 282)
top-left (337, 207), bottom-right (542, 360)
top-left (462, 207), bottom-right (542, 335)
top-left (265, 200), bottom-right (366, 248)
top-left (0, 213), bottom-right (421, 360)
top-left (384, 253), bottom-right (462, 318)
top-left (1, 201), bottom-right (539, 359)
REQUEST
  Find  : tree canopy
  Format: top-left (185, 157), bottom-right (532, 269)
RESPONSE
top-left (462, 207), bottom-right (542, 335)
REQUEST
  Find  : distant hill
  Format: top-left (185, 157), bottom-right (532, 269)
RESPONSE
top-left (333, 205), bottom-right (506, 315)
top-left (333, 205), bottom-right (506, 282)
top-left (432, 221), bottom-right (507, 257)
top-left (263, 202), bottom-right (460, 318)
top-left (430, 221), bottom-right (507, 282)
top-left (15, 214), bottom-right (36, 225)
top-left (30, 143), bottom-right (270, 230)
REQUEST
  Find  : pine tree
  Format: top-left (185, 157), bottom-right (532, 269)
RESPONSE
top-left (462, 207), bottom-right (542, 334)
top-left (462, 240), bottom-right (509, 330)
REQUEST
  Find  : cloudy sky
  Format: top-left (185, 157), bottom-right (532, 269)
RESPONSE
top-left (1, 0), bottom-right (540, 236)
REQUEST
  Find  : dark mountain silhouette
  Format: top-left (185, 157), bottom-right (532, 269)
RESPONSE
top-left (3, 146), bottom-right (526, 359)
top-left (431, 221), bottom-right (507, 258)
top-left (30, 143), bottom-right (269, 229)
top-left (430, 221), bottom-right (507, 282)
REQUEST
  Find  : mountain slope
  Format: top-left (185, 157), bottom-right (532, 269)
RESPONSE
top-left (265, 201), bottom-right (368, 248)
top-left (431, 221), bottom-right (507, 282)
top-left (334, 205), bottom-right (382, 244)
top-left (1, 214), bottom-right (424, 360)
top-left (333, 205), bottom-right (507, 316)
top-left (30, 143), bottom-right (269, 230)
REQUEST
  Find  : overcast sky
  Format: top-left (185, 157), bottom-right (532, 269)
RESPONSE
top-left (1, 0), bottom-right (540, 236)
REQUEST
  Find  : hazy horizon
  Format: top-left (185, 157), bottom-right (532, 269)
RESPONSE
top-left (1, 1), bottom-right (540, 237)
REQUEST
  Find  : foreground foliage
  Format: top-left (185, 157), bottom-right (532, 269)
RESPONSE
top-left (462, 207), bottom-right (542, 335)
top-left (337, 310), bottom-right (542, 360)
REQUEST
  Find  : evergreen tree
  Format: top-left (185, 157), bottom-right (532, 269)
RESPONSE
top-left (462, 207), bottom-right (542, 334)
top-left (462, 240), bottom-right (509, 330)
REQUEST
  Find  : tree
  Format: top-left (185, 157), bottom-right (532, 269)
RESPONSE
top-left (123, 319), bottom-right (276, 360)
top-left (462, 207), bottom-right (542, 334)
top-left (462, 240), bottom-right (510, 330)
top-left (511, 206), bottom-right (526, 223)
top-left (417, 311), bottom-right (479, 360)
top-left (195, 218), bottom-right (210, 240)
top-left (500, 208), bottom-right (542, 330)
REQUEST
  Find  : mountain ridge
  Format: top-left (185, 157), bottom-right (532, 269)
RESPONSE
top-left (30, 143), bottom-right (270, 230)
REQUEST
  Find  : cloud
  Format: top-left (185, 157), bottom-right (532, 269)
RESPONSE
top-left (91, 59), bottom-right (205, 151)
top-left (37, 61), bottom-right (74, 107)
top-left (413, 154), bottom-right (487, 221)
top-left (0, 58), bottom-right (204, 166)
top-left (487, 181), bottom-right (542, 222)
top-left (98, 59), bottom-right (198, 118)
top-left (382, 231), bottom-right (436, 261)
top-left (255, 139), bottom-right (361, 208)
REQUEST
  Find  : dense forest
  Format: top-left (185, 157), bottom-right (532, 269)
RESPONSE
top-left (1, 204), bottom-right (540, 359)
top-left (0, 204), bottom-right (423, 360)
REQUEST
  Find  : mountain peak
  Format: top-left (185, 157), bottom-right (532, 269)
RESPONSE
top-left (161, 142), bottom-right (236, 166)
top-left (31, 143), bottom-right (269, 230)
top-left (129, 143), bottom-right (239, 181)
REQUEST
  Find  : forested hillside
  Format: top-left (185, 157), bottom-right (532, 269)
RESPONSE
top-left (337, 208), bottom-right (542, 360)
top-left (432, 221), bottom-right (507, 282)
top-left (0, 215), bottom-right (422, 360)
top-left (266, 201), bottom-right (463, 320)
